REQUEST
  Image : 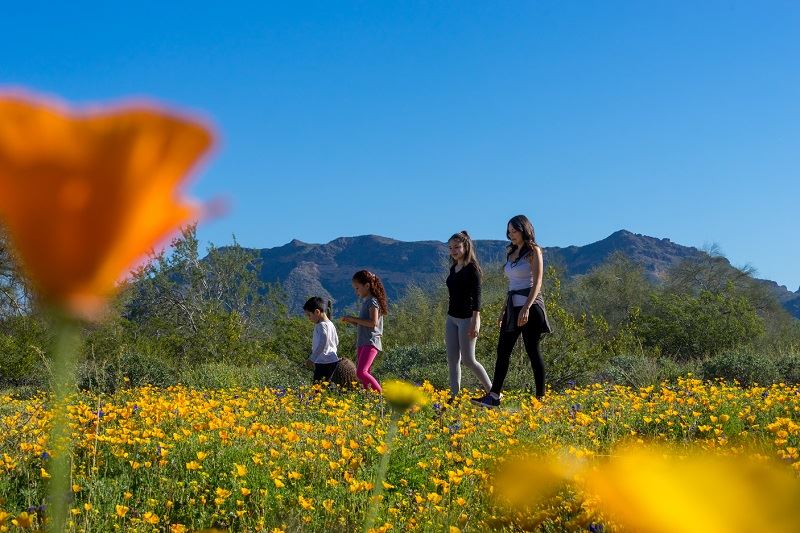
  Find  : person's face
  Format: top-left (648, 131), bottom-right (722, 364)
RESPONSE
top-left (304, 310), bottom-right (321, 323)
top-left (448, 240), bottom-right (465, 262)
top-left (352, 280), bottom-right (370, 298)
top-left (507, 223), bottom-right (524, 245)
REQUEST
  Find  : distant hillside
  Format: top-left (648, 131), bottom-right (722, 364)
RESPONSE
top-left (241, 230), bottom-right (800, 319)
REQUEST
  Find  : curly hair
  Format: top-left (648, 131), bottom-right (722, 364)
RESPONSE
top-left (352, 270), bottom-right (389, 315)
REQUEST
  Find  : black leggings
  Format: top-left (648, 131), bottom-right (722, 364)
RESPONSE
top-left (490, 305), bottom-right (546, 398)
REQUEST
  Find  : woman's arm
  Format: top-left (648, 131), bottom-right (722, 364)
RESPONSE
top-left (518, 246), bottom-right (544, 327)
top-left (469, 265), bottom-right (482, 338)
top-left (469, 310), bottom-right (481, 338)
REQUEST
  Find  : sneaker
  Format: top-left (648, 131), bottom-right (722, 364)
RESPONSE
top-left (470, 393), bottom-right (500, 408)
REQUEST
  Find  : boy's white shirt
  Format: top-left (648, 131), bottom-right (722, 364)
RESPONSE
top-left (309, 319), bottom-right (339, 364)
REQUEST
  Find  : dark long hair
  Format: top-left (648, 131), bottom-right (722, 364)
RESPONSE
top-left (352, 270), bottom-right (389, 315)
top-left (448, 230), bottom-right (482, 276)
top-left (303, 296), bottom-right (332, 317)
top-left (506, 214), bottom-right (539, 260)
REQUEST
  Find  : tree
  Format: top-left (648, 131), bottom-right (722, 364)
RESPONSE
top-left (568, 252), bottom-right (652, 331)
top-left (123, 225), bottom-right (273, 367)
top-left (638, 287), bottom-right (764, 360)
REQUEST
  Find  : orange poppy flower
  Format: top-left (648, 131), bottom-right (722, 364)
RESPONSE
top-left (0, 91), bottom-right (214, 320)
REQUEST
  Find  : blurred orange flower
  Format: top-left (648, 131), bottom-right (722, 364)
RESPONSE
top-left (0, 91), bottom-right (214, 320)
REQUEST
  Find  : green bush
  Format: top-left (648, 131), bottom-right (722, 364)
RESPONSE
top-left (0, 316), bottom-right (52, 388)
top-left (774, 351), bottom-right (800, 384)
top-left (701, 351), bottom-right (781, 387)
top-left (639, 289), bottom-right (764, 360)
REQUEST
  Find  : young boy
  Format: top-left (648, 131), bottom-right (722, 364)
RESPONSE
top-left (303, 297), bottom-right (340, 383)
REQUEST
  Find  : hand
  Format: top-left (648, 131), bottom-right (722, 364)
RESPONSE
top-left (304, 360), bottom-right (314, 369)
top-left (468, 317), bottom-right (481, 339)
top-left (341, 316), bottom-right (355, 325)
top-left (517, 306), bottom-right (530, 327)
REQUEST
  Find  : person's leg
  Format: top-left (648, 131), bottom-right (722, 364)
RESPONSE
top-left (445, 316), bottom-right (462, 397)
top-left (313, 362), bottom-right (338, 383)
top-left (490, 322), bottom-right (522, 396)
top-left (457, 317), bottom-right (491, 393)
top-left (521, 306), bottom-right (546, 398)
top-left (355, 345), bottom-right (382, 392)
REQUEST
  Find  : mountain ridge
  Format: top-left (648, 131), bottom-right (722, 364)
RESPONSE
top-left (235, 230), bottom-right (799, 318)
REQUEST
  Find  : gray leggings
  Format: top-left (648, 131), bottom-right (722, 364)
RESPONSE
top-left (445, 315), bottom-right (492, 396)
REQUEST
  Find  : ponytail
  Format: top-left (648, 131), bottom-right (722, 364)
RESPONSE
top-left (352, 270), bottom-right (389, 316)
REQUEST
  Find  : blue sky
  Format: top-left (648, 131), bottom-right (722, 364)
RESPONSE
top-left (2, 1), bottom-right (799, 290)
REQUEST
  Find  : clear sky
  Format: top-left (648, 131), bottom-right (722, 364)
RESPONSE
top-left (2, 1), bottom-right (799, 290)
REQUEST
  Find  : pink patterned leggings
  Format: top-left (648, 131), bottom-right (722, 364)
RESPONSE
top-left (356, 345), bottom-right (381, 392)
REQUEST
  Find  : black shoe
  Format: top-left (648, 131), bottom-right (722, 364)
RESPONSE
top-left (470, 393), bottom-right (500, 408)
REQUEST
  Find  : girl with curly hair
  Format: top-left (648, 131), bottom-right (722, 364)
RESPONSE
top-left (341, 270), bottom-right (388, 392)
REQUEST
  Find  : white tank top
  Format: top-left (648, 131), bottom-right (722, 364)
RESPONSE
top-left (504, 253), bottom-right (534, 307)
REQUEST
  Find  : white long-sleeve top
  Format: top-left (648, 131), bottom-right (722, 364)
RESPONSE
top-left (309, 319), bottom-right (339, 364)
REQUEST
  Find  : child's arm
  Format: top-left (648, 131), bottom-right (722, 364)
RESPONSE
top-left (309, 324), bottom-right (325, 362)
top-left (341, 306), bottom-right (380, 328)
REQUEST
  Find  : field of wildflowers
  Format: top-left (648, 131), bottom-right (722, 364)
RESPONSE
top-left (1, 377), bottom-right (799, 532)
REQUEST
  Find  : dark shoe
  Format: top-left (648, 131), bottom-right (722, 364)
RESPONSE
top-left (470, 393), bottom-right (500, 408)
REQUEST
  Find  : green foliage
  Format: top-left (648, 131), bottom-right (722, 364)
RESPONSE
top-left (775, 352), bottom-right (800, 384)
top-left (600, 353), bottom-right (698, 388)
top-left (387, 284), bottom-right (448, 349)
top-left (638, 288), bottom-right (764, 360)
top-left (568, 252), bottom-right (651, 331)
top-left (0, 315), bottom-right (51, 388)
top-left (2, 224), bottom-right (798, 392)
top-left (124, 225), bottom-right (273, 367)
top-left (701, 351), bottom-right (781, 387)
top-left (376, 343), bottom-right (449, 389)
top-left (537, 270), bottom-right (611, 389)
top-left (178, 362), bottom-right (287, 389)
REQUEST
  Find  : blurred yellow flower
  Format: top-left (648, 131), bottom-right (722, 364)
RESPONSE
top-left (585, 445), bottom-right (800, 533)
top-left (115, 505), bottom-right (128, 518)
top-left (0, 91), bottom-right (214, 320)
top-left (382, 380), bottom-right (428, 412)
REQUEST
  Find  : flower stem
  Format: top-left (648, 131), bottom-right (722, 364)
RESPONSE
top-left (364, 410), bottom-right (401, 533)
top-left (47, 315), bottom-right (81, 533)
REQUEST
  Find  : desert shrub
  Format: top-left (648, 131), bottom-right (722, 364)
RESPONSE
top-left (701, 351), bottom-right (780, 387)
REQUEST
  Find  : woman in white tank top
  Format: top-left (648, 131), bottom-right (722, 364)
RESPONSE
top-left (472, 215), bottom-right (551, 408)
